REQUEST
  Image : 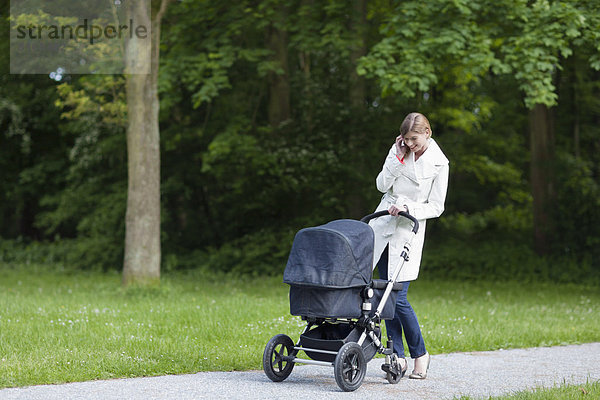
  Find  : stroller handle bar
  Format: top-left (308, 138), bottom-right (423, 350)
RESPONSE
top-left (360, 210), bottom-right (419, 234)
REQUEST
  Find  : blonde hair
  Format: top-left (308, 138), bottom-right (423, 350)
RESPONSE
top-left (399, 112), bottom-right (431, 138)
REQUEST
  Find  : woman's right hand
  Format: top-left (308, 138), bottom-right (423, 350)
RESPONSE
top-left (395, 135), bottom-right (408, 158)
top-left (388, 204), bottom-right (408, 216)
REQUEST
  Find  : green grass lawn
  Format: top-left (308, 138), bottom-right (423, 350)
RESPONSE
top-left (0, 264), bottom-right (599, 389)
top-left (459, 380), bottom-right (600, 400)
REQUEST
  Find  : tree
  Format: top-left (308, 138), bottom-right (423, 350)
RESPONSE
top-left (122, 0), bottom-right (173, 286)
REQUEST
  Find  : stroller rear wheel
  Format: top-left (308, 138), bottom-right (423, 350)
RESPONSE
top-left (263, 334), bottom-right (295, 382)
top-left (334, 342), bottom-right (367, 392)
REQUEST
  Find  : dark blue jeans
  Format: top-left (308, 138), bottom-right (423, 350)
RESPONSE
top-left (377, 245), bottom-right (427, 359)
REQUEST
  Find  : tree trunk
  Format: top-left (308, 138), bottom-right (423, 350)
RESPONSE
top-left (349, 0), bottom-right (367, 110)
top-left (266, 6), bottom-right (291, 128)
top-left (529, 103), bottom-right (556, 255)
top-left (299, 50), bottom-right (312, 131)
top-left (572, 54), bottom-right (581, 159)
top-left (122, 0), bottom-right (171, 286)
top-left (347, 0), bottom-right (368, 218)
top-left (298, 0), bottom-right (313, 132)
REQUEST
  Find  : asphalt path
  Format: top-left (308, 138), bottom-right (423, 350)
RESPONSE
top-left (2, 343), bottom-right (599, 400)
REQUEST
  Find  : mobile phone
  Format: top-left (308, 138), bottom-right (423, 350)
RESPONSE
top-left (401, 138), bottom-right (410, 154)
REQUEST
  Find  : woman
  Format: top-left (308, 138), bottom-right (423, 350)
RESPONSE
top-left (369, 112), bottom-right (449, 379)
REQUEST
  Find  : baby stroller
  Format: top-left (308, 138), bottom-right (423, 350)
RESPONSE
top-left (262, 210), bottom-right (419, 391)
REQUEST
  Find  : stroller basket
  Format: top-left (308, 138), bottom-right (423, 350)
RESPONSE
top-left (300, 323), bottom-right (359, 362)
top-left (300, 322), bottom-right (384, 363)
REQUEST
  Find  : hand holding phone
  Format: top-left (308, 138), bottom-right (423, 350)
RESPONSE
top-left (395, 135), bottom-right (408, 158)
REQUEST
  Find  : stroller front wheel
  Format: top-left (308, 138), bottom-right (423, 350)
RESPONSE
top-left (334, 342), bottom-right (367, 392)
top-left (384, 353), bottom-right (404, 384)
top-left (263, 334), bottom-right (295, 382)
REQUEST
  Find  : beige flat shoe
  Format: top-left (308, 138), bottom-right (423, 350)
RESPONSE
top-left (409, 352), bottom-right (430, 379)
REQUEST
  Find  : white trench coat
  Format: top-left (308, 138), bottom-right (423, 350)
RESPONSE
top-left (369, 138), bottom-right (449, 282)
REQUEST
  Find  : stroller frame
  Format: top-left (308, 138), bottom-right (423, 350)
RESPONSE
top-left (263, 211), bottom-right (419, 392)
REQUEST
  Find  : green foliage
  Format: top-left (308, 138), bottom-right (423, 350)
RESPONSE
top-left (198, 117), bottom-right (362, 237)
top-left (358, 0), bottom-right (600, 108)
top-left (553, 155), bottom-right (600, 261)
top-left (0, 77), bottom-right (65, 239)
top-left (204, 228), bottom-right (295, 276)
top-left (358, 0), bottom-right (498, 98)
top-left (0, 236), bottom-right (124, 272)
top-left (1, 0), bottom-right (599, 281)
top-left (423, 239), bottom-right (600, 285)
top-left (499, 0), bottom-right (590, 107)
top-left (159, 1), bottom-right (271, 112)
top-left (440, 204), bottom-right (532, 239)
top-left (0, 239), bottom-right (76, 267)
top-left (35, 75), bottom-right (127, 270)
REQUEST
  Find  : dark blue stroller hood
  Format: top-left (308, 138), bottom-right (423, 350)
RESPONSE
top-left (283, 219), bottom-right (374, 289)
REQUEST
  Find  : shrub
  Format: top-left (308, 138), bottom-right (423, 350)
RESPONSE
top-left (422, 238), bottom-right (599, 284)
top-left (202, 228), bottom-right (296, 276)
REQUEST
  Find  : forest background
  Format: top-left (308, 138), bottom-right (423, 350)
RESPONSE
top-left (1, 0), bottom-right (599, 285)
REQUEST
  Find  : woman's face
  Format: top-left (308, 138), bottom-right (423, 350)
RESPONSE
top-left (403, 130), bottom-right (429, 155)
